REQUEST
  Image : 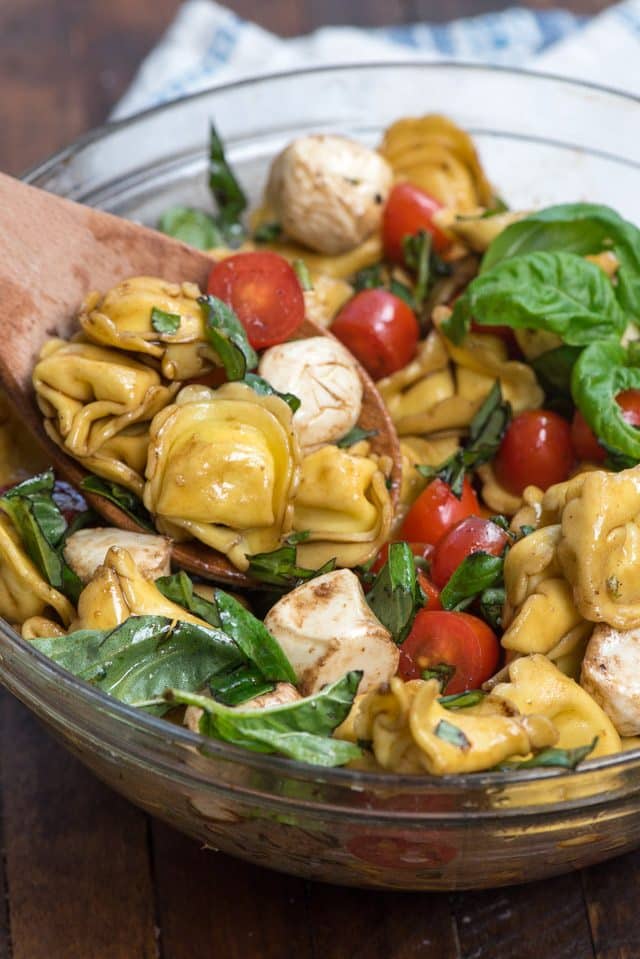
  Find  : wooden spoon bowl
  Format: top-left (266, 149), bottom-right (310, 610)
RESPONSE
top-left (0, 173), bottom-right (401, 587)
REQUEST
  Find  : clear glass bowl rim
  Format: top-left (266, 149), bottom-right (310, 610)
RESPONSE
top-left (10, 59), bottom-right (640, 799)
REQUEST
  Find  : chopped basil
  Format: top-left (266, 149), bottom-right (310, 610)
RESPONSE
top-left (150, 306), bottom-right (181, 335)
top-left (389, 278), bottom-right (415, 308)
top-left (253, 221), bottom-right (282, 244)
top-left (403, 229), bottom-right (431, 308)
top-left (421, 663), bottom-right (455, 692)
top-left (496, 738), bottom-right (598, 771)
top-left (155, 571), bottom-right (221, 627)
top-left (336, 426), bottom-right (379, 448)
top-left (80, 476), bottom-right (154, 532)
top-left (158, 206), bottom-right (223, 250)
top-left (354, 264), bottom-right (384, 291)
top-left (199, 294), bottom-right (258, 381)
top-left (440, 552), bottom-right (505, 612)
top-left (293, 259), bottom-right (313, 291)
top-left (434, 718), bottom-right (470, 749)
top-left (209, 664), bottom-right (276, 707)
top-left (247, 536), bottom-right (336, 589)
top-left (478, 586), bottom-right (506, 630)
top-left (209, 122), bottom-right (246, 237)
top-left (243, 373), bottom-right (301, 413)
top-left (440, 689), bottom-right (485, 710)
top-left (366, 542), bottom-right (425, 645)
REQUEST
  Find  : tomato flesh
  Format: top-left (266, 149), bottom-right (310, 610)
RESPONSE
top-left (417, 572), bottom-right (443, 611)
top-left (400, 478), bottom-right (480, 546)
top-left (399, 610), bottom-right (499, 694)
top-left (383, 183), bottom-right (451, 261)
top-left (430, 517), bottom-right (509, 590)
top-left (331, 289), bottom-right (419, 380)
top-left (571, 389), bottom-right (640, 463)
top-left (494, 409), bottom-right (574, 496)
top-left (207, 251), bottom-right (305, 350)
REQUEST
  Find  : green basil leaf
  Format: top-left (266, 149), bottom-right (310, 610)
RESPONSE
top-left (247, 539), bottom-right (336, 588)
top-left (155, 571), bottom-right (221, 627)
top-left (478, 586), bottom-right (506, 630)
top-left (571, 341), bottom-right (640, 461)
top-left (209, 664), bottom-right (275, 706)
top-left (80, 475), bottom-right (154, 531)
top-left (293, 259), bottom-right (313, 291)
top-left (388, 278), bottom-right (416, 308)
top-left (199, 294), bottom-right (258, 381)
top-left (158, 206), bottom-right (223, 250)
top-left (497, 737), bottom-right (597, 771)
top-left (366, 542), bottom-right (424, 645)
top-left (530, 344), bottom-right (582, 405)
top-left (482, 202), bottom-right (640, 318)
top-left (209, 122), bottom-right (247, 225)
top-left (336, 426), bottom-right (379, 448)
top-left (150, 306), bottom-right (181, 335)
top-left (403, 229), bottom-right (431, 307)
top-left (253, 221), bottom-right (282, 244)
top-left (439, 689), bottom-right (485, 710)
top-left (440, 552), bottom-right (504, 612)
top-left (421, 663), bottom-right (456, 692)
top-left (354, 263), bottom-right (384, 291)
top-left (434, 718), bottom-right (470, 749)
top-left (32, 615), bottom-right (244, 712)
top-left (167, 671), bottom-right (363, 766)
top-left (243, 373), bottom-right (301, 413)
top-left (214, 589), bottom-right (296, 684)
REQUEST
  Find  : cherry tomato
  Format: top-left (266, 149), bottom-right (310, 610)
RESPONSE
top-left (382, 183), bottom-right (451, 261)
top-left (494, 409), bottom-right (574, 496)
top-left (331, 289), bottom-right (419, 380)
top-left (400, 478), bottom-right (480, 546)
top-left (370, 541), bottom-right (433, 575)
top-left (417, 572), bottom-right (443, 611)
top-left (398, 610), bottom-right (499, 694)
top-left (207, 251), bottom-right (304, 350)
top-left (572, 388), bottom-right (640, 463)
top-left (430, 517), bottom-right (509, 590)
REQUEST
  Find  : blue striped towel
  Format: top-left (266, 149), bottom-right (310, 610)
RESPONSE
top-left (114, 0), bottom-right (640, 118)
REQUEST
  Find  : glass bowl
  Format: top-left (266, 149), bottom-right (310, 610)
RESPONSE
top-left (5, 63), bottom-right (640, 891)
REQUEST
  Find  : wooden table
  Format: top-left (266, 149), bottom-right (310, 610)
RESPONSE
top-left (0, 2), bottom-right (636, 957)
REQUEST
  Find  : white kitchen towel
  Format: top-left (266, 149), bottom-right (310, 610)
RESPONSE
top-left (113, 0), bottom-right (640, 119)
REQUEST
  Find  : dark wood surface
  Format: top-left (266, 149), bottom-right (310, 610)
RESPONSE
top-left (0, 1), bottom-right (633, 957)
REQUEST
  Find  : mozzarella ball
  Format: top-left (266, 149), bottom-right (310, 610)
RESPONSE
top-left (264, 569), bottom-right (398, 695)
top-left (266, 135), bottom-right (393, 254)
top-left (258, 336), bottom-right (362, 450)
top-left (581, 624), bottom-right (640, 736)
top-left (63, 528), bottom-right (171, 583)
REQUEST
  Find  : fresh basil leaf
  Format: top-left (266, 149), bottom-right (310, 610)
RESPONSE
top-left (158, 206), bottom-right (223, 250)
top-left (366, 542), bottom-right (424, 645)
top-left (214, 589), bottom-right (296, 684)
top-left (150, 306), bottom-right (181, 335)
top-left (482, 202), bottom-right (640, 318)
top-left (167, 671), bottom-right (363, 766)
top-left (32, 615), bottom-right (244, 712)
top-left (209, 664), bottom-right (275, 706)
top-left (434, 718), bottom-right (470, 749)
top-left (253, 221), bottom-right (282, 244)
top-left (531, 344), bottom-right (582, 408)
top-left (421, 663), bottom-right (456, 692)
top-left (440, 689), bottom-right (485, 710)
top-left (336, 426), bottom-right (379, 448)
top-left (243, 373), bottom-right (301, 413)
top-left (354, 263), bottom-right (384, 291)
top-left (248, 538), bottom-right (336, 588)
top-left (80, 475), bottom-right (154, 531)
top-left (155, 571), bottom-right (221, 627)
top-left (209, 122), bottom-right (247, 226)
top-left (403, 229), bottom-right (431, 308)
top-left (444, 251), bottom-right (627, 346)
top-left (293, 259), bottom-right (313, 291)
top-left (416, 381), bottom-right (511, 497)
top-left (440, 552), bottom-right (504, 612)
top-left (199, 294), bottom-right (258, 381)
top-left (571, 341), bottom-right (640, 461)
top-left (0, 469), bottom-right (82, 603)
top-left (479, 586), bottom-right (506, 630)
top-left (496, 737), bottom-right (597, 771)
top-left (388, 278), bottom-right (416, 308)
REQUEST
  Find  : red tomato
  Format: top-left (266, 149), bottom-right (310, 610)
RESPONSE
top-left (331, 289), bottom-right (419, 380)
top-left (417, 572), bottom-right (443, 611)
top-left (382, 183), bottom-right (451, 261)
top-left (400, 478), bottom-right (480, 546)
top-left (494, 410), bottom-right (574, 496)
top-left (430, 517), bottom-right (509, 590)
top-left (398, 610), bottom-right (499, 694)
top-left (571, 389), bottom-right (640, 463)
top-left (370, 541), bottom-right (433, 575)
top-left (207, 251), bottom-right (304, 350)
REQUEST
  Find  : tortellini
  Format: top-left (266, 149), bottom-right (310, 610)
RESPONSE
top-left (0, 391), bottom-right (47, 487)
top-left (556, 466), bottom-right (640, 629)
top-left (292, 444), bottom-right (392, 569)
top-left (337, 678), bottom-right (557, 775)
top-left (399, 434), bottom-right (460, 515)
top-left (33, 340), bottom-right (178, 494)
top-left (144, 382), bottom-right (301, 570)
top-left (79, 276), bottom-right (217, 380)
top-left (379, 114), bottom-right (494, 212)
top-left (0, 514), bottom-right (74, 626)
top-left (434, 209), bottom-right (528, 252)
top-left (492, 655), bottom-right (621, 757)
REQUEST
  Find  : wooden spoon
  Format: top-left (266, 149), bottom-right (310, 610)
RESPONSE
top-left (0, 172), bottom-right (401, 587)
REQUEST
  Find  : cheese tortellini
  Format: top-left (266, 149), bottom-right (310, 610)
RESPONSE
top-left (144, 382), bottom-right (301, 570)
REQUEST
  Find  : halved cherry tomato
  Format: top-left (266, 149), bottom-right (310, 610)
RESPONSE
top-left (207, 251), bottom-right (304, 350)
top-left (398, 610), bottom-right (499, 694)
top-left (417, 572), bottom-right (443, 611)
top-left (382, 183), bottom-right (451, 261)
top-left (430, 517), bottom-right (509, 590)
top-left (370, 541), bottom-right (433, 575)
top-left (331, 289), bottom-right (419, 380)
top-left (571, 389), bottom-right (640, 463)
top-left (400, 478), bottom-right (480, 546)
top-left (494, 409), bottom-right (574, 496)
